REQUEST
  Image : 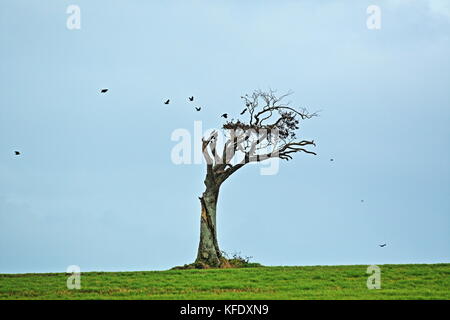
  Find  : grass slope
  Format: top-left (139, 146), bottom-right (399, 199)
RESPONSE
top-left (0, 264), bottom-right (449, 300)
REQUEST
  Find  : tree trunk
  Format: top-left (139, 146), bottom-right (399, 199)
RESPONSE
top-left (195, 182), bottom-right (222, 267)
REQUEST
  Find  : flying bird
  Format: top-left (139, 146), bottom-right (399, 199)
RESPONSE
top-left (221, 113), bottom-right (228, 119)
top-left (14, 151), bottom-right (20, 156)
top-left (189, 96), bottom-right (194, 101)
top-left (195, 107), bottom-right (201, 111)
top-left (240, 108), bottom-right (247, 115)
top-left (379, 243), bottom-right (387, 247)
top-left (100, 88), bottom-right (108, 93)
top-left (164, 99), bottom-right (170, 105)
top-left (330, 158), bottom-right (334, 161)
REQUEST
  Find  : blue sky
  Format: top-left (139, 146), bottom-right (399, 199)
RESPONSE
top-left (0, 0), bottom-right (449, 273)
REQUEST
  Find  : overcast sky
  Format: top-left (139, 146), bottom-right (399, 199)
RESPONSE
top-left (0, 0), bottom-right (449, 273)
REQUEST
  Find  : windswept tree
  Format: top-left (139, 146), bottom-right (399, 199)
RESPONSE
top-left (196, 89), bottom-right (317, 267)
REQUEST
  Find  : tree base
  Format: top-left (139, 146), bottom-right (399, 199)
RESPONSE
top-left (171, 258), bottom-right (263, 270)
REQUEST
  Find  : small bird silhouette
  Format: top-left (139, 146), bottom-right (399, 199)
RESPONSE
top-left (361, 199), bottom-right (364, 203)
top-left (100, 88), bottom-right (108, 93)
top-left (189, 96), bottom-right (194, 101)
top-left (240, 108), bottom-right (247, 115)
top-left (330, 158), bottom-right (334, 161)
top-left (379, 243), bottom-right (387, 247)
top-left (246, 102), bottom-right (251, 107)
top-left (14, 151), bottom-right (20, 156)
top-left (221, 113), bottom-right (228, 119)
top-left (164, 99), bottom-right (170, 105)
top-left (195, 107), bottom-right (201, 111)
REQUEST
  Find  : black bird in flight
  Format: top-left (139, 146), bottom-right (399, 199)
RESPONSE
top-left (14, 151), bottom-right (20, 156)
top-left (100, 88), bottom-right (108, 93)
top-left (164, 99), bottom-right (170, 105)
top-left (330, 158), bottom-right (334, 161)
top-left (379, 243), bottom-right (387, 247)
top-left (240, 108), bottom-right (247, 115)
top-left (189, 96), bottom-right (194, 101)
top-left (195, 107), bottom-right (201, 111)
top-left (221, 113), bottom-right (228, 119)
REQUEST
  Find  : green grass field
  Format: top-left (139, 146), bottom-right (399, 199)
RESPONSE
top-left (1, 263), bottom-right (449, 300)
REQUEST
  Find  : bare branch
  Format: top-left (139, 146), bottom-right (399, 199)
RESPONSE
top-left (202, 131), bottom-right (216, 165)
top-left (208, 90), bottom-right (317, 183)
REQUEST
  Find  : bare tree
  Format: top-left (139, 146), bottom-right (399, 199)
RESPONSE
top-left (196, 89), bottom-right (318, 267)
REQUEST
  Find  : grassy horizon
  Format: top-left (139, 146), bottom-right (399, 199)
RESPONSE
top-left (0, 263), bottom-right (449, 300)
